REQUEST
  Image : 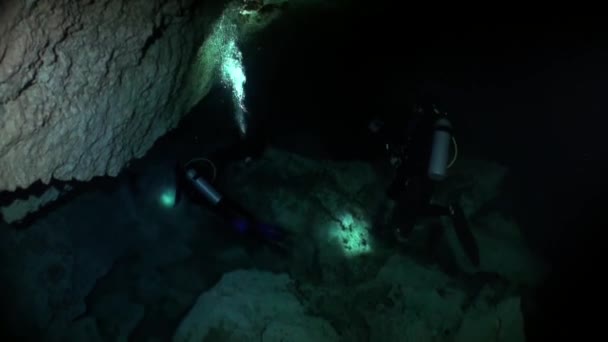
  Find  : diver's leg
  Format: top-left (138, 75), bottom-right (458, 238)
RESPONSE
top-left (449, 202), bottom-right (480, 267)
top-left (395, 212), bottom-right (418, 240)
top-left (370, 199), bottom-right (397, 238)
top-left (421, 203), bottom-right (451, 217)
top-left (390, 198), bottom-right (420, 241)
top-left (416, 200), bottom-right (480, 266)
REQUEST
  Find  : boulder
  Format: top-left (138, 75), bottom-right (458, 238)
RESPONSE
top-left (173, 270), bottom-right (339, 342)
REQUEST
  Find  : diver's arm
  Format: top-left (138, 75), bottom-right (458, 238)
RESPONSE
top-left (177, 161), bottom-right (287, 243)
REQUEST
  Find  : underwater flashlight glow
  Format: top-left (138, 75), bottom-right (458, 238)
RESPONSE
top-left (160, 189), bottom-right (176, 208)
top-left (329, 212), bottom-right (373, 257)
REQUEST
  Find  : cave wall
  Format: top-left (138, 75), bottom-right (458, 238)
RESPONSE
top-left (0, 0), bottom-right (219, 192)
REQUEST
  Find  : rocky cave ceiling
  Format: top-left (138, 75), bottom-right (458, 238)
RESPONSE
top-left (0, 0), bottom-right (323, 193)
top-left (0, 0), bottom-right (326, 222)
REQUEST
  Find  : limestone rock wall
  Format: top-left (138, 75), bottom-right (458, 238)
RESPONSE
top-left (0, 0), bottom-right (216, 191)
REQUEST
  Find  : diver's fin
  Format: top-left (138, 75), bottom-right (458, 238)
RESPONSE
top-left (450, 203), bottom-right (480, 267)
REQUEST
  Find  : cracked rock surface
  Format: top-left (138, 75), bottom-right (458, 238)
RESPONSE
top-left (222, 148), bottom-right (545, 286)
top-left (0, 0), bottom-right (213, 191)
top-left (170, 148), bottom-right (532, 341)
top-left (173, 270), bottom-right (339, 342)
top-left (0, 154), bottom-right (204, 340)
top-left (0, 145), bottom-right (533, 341)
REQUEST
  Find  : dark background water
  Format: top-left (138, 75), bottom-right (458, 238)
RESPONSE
top-left (229, 5), bottom-right (607, 255)
top-left (1, 2), bottom-right (604, 340)
top-left (222, 4), bottom-right (606, 339)
top-left (95, 3), bottom-right (608, 339)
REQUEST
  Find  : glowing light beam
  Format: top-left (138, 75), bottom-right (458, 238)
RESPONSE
top-left (221, 39), bottom-right (248, 136)
top-left (159, 188), bottom-right (176, 208)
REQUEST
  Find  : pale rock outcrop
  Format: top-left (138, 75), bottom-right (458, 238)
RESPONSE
top-left (173, 270), bottom-right (339, 342)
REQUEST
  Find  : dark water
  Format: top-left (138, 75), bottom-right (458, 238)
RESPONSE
top-left (236, 6), bottom-right (608, 340)
top-left (150, 6), bottom-right (608, 340)
top-left (1, 3), bottom-right (606, 340)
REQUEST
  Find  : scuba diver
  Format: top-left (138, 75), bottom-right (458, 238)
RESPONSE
top-left (369, 102), bottom-right (480, 267)
top-left (173, 133), bottom-right (290, 253)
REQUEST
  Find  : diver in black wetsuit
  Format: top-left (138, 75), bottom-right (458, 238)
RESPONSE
top-left (173, 127), bottom-right (289, 252)
top-left (370, 102), bottom-right (480, 267)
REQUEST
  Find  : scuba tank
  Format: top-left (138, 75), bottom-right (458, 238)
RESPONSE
top-left (427, 117), bottom-right (453, 181)
top-left (176, 160), bottom-right (289, 247)
top-left (185, 168), bottom-right (222, 205)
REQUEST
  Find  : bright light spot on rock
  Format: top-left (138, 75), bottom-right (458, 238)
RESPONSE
top-left (159, 189), bottom-right (176, 208)
top-left (329, 211), bottom-right (372, 257)
top-left (233, 103), bottom-right (247, 136)
top-left (221, 40), bottom-right (246, 100)
top-left (239, 9), bottom-right (257, 16)
top-left (220, 38), bottom-right (248, 136)
top-left (196, 7), bottom-right (249, 136)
